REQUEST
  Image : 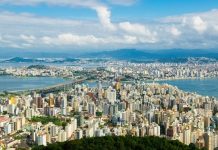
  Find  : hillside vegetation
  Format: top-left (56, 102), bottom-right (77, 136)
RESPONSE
top-left (32, 136), bottom-right (205, 150)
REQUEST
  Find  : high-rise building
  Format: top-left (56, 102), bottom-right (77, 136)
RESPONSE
top-left (58, 130), bottom-right (67, 142)
top-left (183, 127), bottom-right (191, 145)
top-left (9, 96), bottom-right (17, 105)
top-left (97, 81), bottom-right (103, 99)
top-left (214, 134), bottom-right (218, 149)
top-left (78, 114), bottom-right (84, 127)
top-left (103, 103), bottom-right (110, 115)
top-left (88, 102), bottom-right (96, 116)
top-left (7, 104), bottom-right (15, 115)
top-left (106, 87), bottom-right (116, 104)
top-left (4, 123), bottom-right (12, 135)
top-left (49, 93), bottom-right (55, 108)
top-left (75, 129), bottom-right (83, 139)
top-left (61, 96), bottom-right (67, 115)
top-left (115, 81), bottom-right (121, 91)
top-left (35, 97), bottom-right (43, 108)
top-left (73, 98), bottom-right (79, 112)
top-left (36, 133), bottom-right (47, 146)
top-left (50, 125), bottom-right (58, 137)
top-left (25, 108), bottom-right (35, 119)
top-left (65, 124), bottom-right (73, 139)
top-left (204, 131), bottom-right (214, 150)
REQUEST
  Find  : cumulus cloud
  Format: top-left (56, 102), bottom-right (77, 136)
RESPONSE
top-left (0, 10), bottom-right (159, 49)
top-left (93, 6), bottom-right (116, 30)
top-left (0, 0), bottom-right (115, 31)
top-left (0, 1), bottom-right (218, 50)
top-left (20, 34), bottom-right (36, 43)
top-left (118, 22), bottom-right (157, 43)
top-left (192, 16), bottom-right (207, 33)
top-left (41, 36), bottom-right (52, 45)
top-left (57, 33), bottom-right (100, 45)
top-left (170, 27), bottom-right (181, 37)
top-left (39, 33), bottom-right (144, 48)
top-left (122, 35), bottom-right (138, 44)
top-left (119, 22), bottom-right (149, 35)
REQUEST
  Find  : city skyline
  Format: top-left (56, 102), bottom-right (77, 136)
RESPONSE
top-left (1, 1), bottom-right (218, 149)
top-left (0, 0), bottom-right (218, 51)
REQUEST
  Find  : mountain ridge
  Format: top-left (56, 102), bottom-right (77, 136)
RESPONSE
top-left (81, 49), bottom-right (218, 60)
top-left (1, 49), bottom-right (218, 62)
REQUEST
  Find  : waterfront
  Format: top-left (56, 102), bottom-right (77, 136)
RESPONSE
top-left (0, 75), bottom-right (217, 98)
top-left (0, 76), bottom-right (67, 92)
top-left (84, 78), bottom-right (218, 98)
top-left (156, 78), bottom-right (218, 98)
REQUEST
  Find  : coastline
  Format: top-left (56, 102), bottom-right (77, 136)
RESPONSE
top-left (0, 75), bottom-right (71, 94)
top-left (152, 76), bottom-right (218, 82)
top-left (0, 75), bottom-right (217, 98)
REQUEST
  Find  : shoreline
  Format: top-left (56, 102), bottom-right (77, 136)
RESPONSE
top-left (0, 76), bottom-right (217, 97)
top-left (152, 77), bottom-right (218, 82)
top-left (120, 77), bottom-right (218, 83)
top-left (0, 76), bottom-right (73, 94)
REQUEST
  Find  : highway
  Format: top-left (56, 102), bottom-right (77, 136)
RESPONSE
top-left (37, 78), bottom-right (87, 94)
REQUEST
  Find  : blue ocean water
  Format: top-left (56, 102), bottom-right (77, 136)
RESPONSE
top-left (0, 76), bottom-right (67, 92)
top-left (156, 78), bottom-right (218, 98)
top-left (84, 79), bottom-right (218, 98)
top-left (0, 76), bottom-right (217, 98)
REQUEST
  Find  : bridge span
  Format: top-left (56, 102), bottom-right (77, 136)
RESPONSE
top-left (36, 78), bottom-right (86, 94)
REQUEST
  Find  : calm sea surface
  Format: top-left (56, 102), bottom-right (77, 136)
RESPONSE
top-left (84, 78), bottom-right (218, 98)
top-left (0, 76), bottom-right (67, 92)
top-left (156, 78), bottom-right (218, 98)
top-left (0, 76), bottom-right (217, 98)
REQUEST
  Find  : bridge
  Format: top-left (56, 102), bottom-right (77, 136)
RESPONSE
top-left (36, 78), bottom-right (87, 94)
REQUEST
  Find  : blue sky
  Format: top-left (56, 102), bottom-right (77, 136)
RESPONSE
top-left (1, 0), bottom-right (217, 20)
top-left (0, 0), bottom-right (218, 51)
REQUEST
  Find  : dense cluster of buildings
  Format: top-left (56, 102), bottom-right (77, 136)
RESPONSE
top-left (0, 59), bottom-right (218, 149)
top-left (0, 80), bottom-right (218, 149)
top-left (106, 62), bottom-right (218, 80)
top-left (2, 66), bottom-right (75, 78)
top-left (1, 60), bottom-right (218, 80)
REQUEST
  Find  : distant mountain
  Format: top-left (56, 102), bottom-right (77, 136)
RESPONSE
top-left (3, 57), bottom-right (42, 63)
top-left (154, 49), bottom-right (218, 59)
top-left (2, 57), bottom-right (80, 63)
top-left (1, 49), bottom-right (218, 63)
top-left (27, 65), bottom-right (49, 69)
top-left (82, 49), bottom-right (153, 60)
top-left (52, 58), bottom-right (79, 63)
top-left (81, 49), bottom-right (218, 62)
top-left (0, 49), bottom-right (82, 59)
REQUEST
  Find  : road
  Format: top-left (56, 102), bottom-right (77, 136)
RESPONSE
top-left (37, 78), bottom-right (87, 94)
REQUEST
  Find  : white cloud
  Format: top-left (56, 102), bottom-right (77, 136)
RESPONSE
top-left (170, 27), bottom-right (181, 36)
top-left (41, 36), bottom-right (53, 45)
top-left (57, 33), bottom-right (100, 45)
top-left (41, 34), bottom-right (141, 46)
top-left (0, 0), bottom-right (116, 31)
top-left (20, 34), bottom-right (36, 43)
top-left (192, 16), bottom-right (207, 33)
top-left (0, 2), bottom-right (218, 50)
top-left (119, 22), bottom-right (148, 35)
top-left (94, 6), bottom-right (116, 30)
top-left (122, 35), bottom-right (137, 44)
top-left (119, 22), bottom-right (157, 43)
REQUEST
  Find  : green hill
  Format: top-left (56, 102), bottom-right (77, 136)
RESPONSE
top-left (32, 136), bottom-right (204, 150)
